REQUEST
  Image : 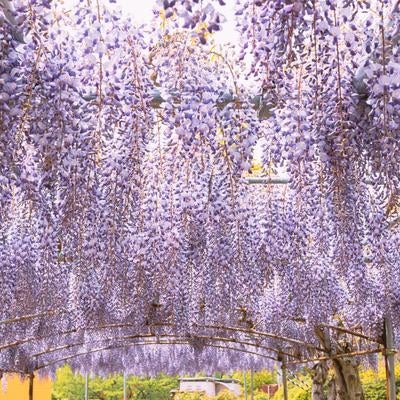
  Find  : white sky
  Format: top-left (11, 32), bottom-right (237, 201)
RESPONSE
top-left (118, 0), bottom-right (238, 45)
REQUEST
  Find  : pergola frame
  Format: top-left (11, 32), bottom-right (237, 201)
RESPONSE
top-left (0, 312), bottom-right (395, 400)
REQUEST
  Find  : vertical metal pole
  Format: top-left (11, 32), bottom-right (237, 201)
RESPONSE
top-left (281, 357), bottom-right (288, 400)
top-left (85, 373), bottom-right (89, 400)
top-left (28, 373), bottom-right (34, 400)
top-left (243, 371), bottom-right (248, 400)
top-left (123, 372), bottom-right (127, 400)
top-left (384, 317), bottom-right (397, 400)
top-left (250, 369), bottom-right (254, 400)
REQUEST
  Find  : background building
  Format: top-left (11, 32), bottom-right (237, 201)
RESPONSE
top-left (175, 377), bottom-right (242, 397)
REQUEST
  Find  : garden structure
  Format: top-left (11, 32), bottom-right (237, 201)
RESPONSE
top-left (0, 0), bottom-right (400, 399)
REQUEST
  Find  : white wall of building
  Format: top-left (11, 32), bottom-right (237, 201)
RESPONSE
top-left (215, 382), bottom-right (242, 396)
top-left (179, 380), bottom-right (217, 396)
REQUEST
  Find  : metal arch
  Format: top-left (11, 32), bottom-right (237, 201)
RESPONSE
top-left (1, 318), bottom-right (382, 362)
top-left (0, 320), bottom-right (323, 354)
top-left (194, 323), bottom-right (325, 352)
top-left (0, 313), bottom-right (385, 374)
top-left (35, 340), bottom-right (278, 371)
top-left (30, 333), bottom-right (290, 361)
top-left (0, 311), bottom-right (383, 347)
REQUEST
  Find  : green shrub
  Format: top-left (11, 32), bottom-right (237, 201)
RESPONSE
top-left (175, 391), bottom-right (208, 400)
top-left (231, 370), bottom-right (276, 390)
top-left (269, 368), bottom-right (313, 400)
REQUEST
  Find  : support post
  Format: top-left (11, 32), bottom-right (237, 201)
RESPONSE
top-left (384, 316), bottom-right (397, 400)
top-left (85, 372), bottom-right (89, 400)
top-left (280, 356), bottom-right (288, 400)
top-left (250, 369), bottom-right (254, 400)
top-left (28, 373), bottom-right (34, 400)
top-left (243, 371), bottom-right (248, 400)
top-left (123, 372), bottom-right (127, 400)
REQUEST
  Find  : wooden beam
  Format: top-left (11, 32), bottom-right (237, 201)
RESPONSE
top-left (85, 373), bottom-right (89, 400)
top-left (250, 369), bottom-right (254, 400)
top-left (286, 347), bottom-right (383, 365)
top-left (384, 317), bottom-right (397, 400)
top-left (123, 372), bottom-right (127, 400)
top-left (319, 323), bottom-right (382, 344)
top-left (149, 89), bottom-right (274, 120)
top-left (0, 310), bottom-right (61, 326)
top-left (28, 373), bottom-right (34, 400)
top-left (280, 356), bottom-right (288, 400)
top-left (244, 371), bottom-right (248, 400)
top-left (246, 177), bottom-right (290, 185)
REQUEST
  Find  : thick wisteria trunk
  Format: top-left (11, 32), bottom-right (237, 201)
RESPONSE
top-left (329, 358), bottom-right (364, 400)
top-left (313, 357), bottom-right (364, 400)
top-left (311, 361), bottom-right (328, 400)
top-left (314, 329), bottom-right (364, 400)
top-left (327, 378), bottom-right (336, 400)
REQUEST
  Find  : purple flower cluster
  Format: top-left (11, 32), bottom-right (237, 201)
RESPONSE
top-left (0, 0), bottom-right (399, 376)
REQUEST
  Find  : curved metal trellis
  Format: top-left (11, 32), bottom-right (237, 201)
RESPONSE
top-left (34, 340), bottom-right (278, 371)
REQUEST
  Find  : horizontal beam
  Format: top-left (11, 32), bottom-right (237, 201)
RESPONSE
top-left (149, 89), bottom-right (274, 120)
top-left (319, 323), bottom-right (382, 344)
top-left (246, 177), bottom-right (290, 185)
top-left (0, 310), bottom-right (61, 326)
top-left (286, 347), bottom-right (383, 365)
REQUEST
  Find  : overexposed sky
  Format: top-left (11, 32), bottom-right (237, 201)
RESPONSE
top-left (118, 0), bottom-right (238, 45)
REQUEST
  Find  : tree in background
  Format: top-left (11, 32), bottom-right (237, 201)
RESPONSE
top-left (131, 374), bottom-right (179, 400)
top-left (51, 366), bottom-right (85, 400)
top-left (231, 370), bottom-right (276, 391)
top-left (51, 365), bottom-right (178, 400)
top-left (51, 363), bottom-right (400, 400)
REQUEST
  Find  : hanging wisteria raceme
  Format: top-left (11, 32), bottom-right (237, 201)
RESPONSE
top-left (232, 0), bottom-right (400, 324)
top-left (157, 0), bottom-right (227, 44)
top-left (0, 0), bottom-right (399, 386)
top-left (33, 344), bottom-right (272, 378)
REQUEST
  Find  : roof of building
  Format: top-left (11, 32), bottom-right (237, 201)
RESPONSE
top-left (179, 377), bottom-right (240, 384)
